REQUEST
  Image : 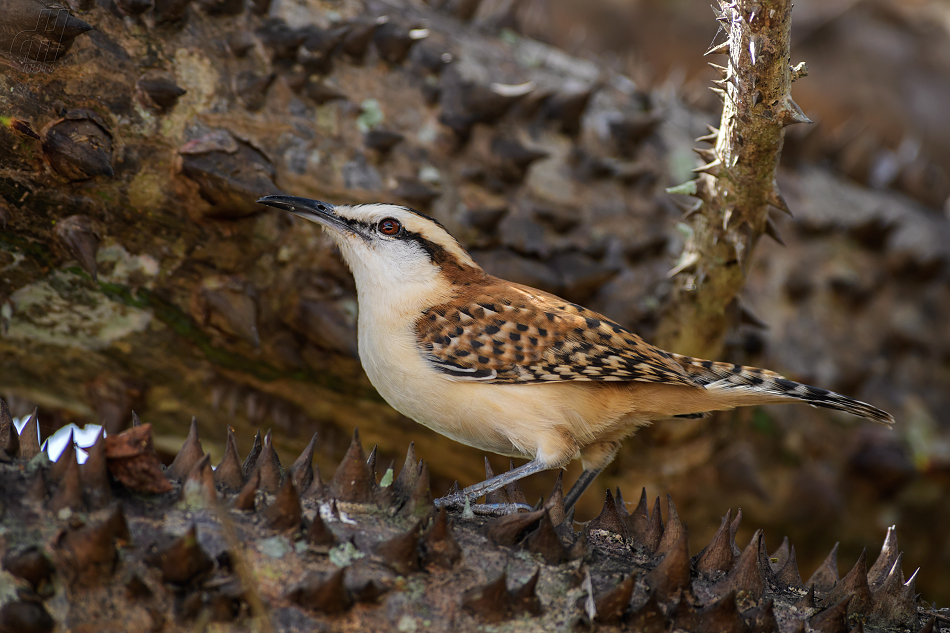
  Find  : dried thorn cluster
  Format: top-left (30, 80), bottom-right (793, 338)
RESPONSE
top-left (0, 405), bottom-right (940, 632)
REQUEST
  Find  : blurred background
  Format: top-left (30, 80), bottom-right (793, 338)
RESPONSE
top-left (1, 0), bottom-right (948, 605)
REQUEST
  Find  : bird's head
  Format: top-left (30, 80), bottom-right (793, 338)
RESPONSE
top-left (258, 195), bottom-right (483, 308)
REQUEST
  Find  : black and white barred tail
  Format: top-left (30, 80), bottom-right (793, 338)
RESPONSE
top-left (673, 354), bottom-right (895, 427)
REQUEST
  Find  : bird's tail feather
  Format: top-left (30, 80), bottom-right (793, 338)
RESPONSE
top-left (671, 354), bottom-right (895, 427)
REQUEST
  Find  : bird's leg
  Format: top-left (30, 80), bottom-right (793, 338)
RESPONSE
top-left (563, 468), bottom-right (603, 512)
top-left (435, 458), bottom-right (550, 510)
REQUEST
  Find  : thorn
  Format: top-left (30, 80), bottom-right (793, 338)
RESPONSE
top-left (0, 399), bottom-right (19, 459)
top-left (647, 532), bottom-right (691, 602)
top-left (287, 433), bottom-right (318, 493)
top-left (330, 429), bottom-right (375, 503)
top-left (131, 411), bottom-right (142, 427)
top-left (586, 490), bottom-right (630, 544)
top-left (593, 575), bottom-right (635, 624)
top-left (797, 584), bottom-right (816, 609)
top-left (233, 469), bottom-right (260, 511)
top-left (264, 477), bottom-right (302, 531)
top-left (287, 569), bottom-right (352, 614)
top-left (48, 455), bottom-right (84, 513)
top-left (306, 509), bottom-right (337, 547)
top-left (484, 457), bottom-right (511, 505)
top-left (366, 445), bottom-right (378, 480)
top-left (145, 525), bottom-right (213, 586)
top-left (825, 548), bottom-right (871, 616)
top-left (2, 546), bottom-right (55, 593)
top-left (765, 217), bottom-right (786, 246)
top-left (868, 554), bottom-right (919, 629)
top-left (43, 113), bottom-right (114, 181)
top-left (696, 124), bottom-right (720, 144)
top-left (54, 506), bottom-right (127, 584)
top-left (248, 430), bottom-right (282, 494)
top-left (422, 507), bottom-right (461, 569)
top-left (180, 453), bottom-right (216, 507)
top-left (393, 442), bottom-right (419, 501)
top-left (137, 72), bottom-right (187, 112)
top-left (655, 495), bottom-right (685, 555)
top-left (628, 591), bottom-right (666, 631)
top-left (867, 526), bottom-right (898, 591)
top-left (462, 572), bottom-right (511, 622)
top-left (693, 147), bottom-right (718, 163)
top-left (695, 510), bottom-right (735, 576)
top-left (523, 509), bottom-right (569, 564)
top-left (304, 464), bottom-right (326, 500)
top-left (540, 87), bottom-right (597, 136)
top-left (705, 41), bottom-right (730, 56)
top-left (809, 595), bottom-right (853, 633)
top-left (625, 487), bottom-right (650, 543)
top-left (544, 471), bottom-right (566, 526)
top-left (693, 158), bottom-right (724, 177)
top-left (708, 62), bottom-right (728, 78)
top-left (242, 430), bottom-right (262, 478)
top-left (81, 429), bottom-right (113, 509)
top-left (775, 545), bottom-right (805, 590)
top-left (510, 569), bottom-right (543, 617)
top-left (780, 97), bottom-right (813, 126)
top-left (711, 529), bottom-right (765, 601)
top-left (373, 21), bottom-right (424, 64)
top-left (364, 129), bottom-right (404, 154)
top-left (505, 459), bottom-right (529, 505)
top-left (166, 416), bottom-right (204, 481)
top-left (643, 495), bottom-right (664, 555)
top-left (214, 427), bottom-right (245, 491)
top-left (376, 521), bottom-right (423, 576)
top-left (806, 542), bottom-right (839, 594)
top-left (50, 429), bottom-right (77, 483)
top-left (400, 461), bottom-right (433, 517)
top-left (767, 188), bottom-right (793, 216)
top-left (487, 509), bottom-right (545, 546)
top-left (747, 599), bottom-right (778, 633)
top-left (54, 215), bottom-right (101, 280)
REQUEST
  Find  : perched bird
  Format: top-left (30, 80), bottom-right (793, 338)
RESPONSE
top-left (258, 195), bottom-right (895, 511)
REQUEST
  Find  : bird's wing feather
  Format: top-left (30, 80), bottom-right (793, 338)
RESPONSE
top-left (415, 278), bottom-right (698, 387)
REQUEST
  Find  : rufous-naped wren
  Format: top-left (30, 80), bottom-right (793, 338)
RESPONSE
top-left (259, 195), bottom-right (895, 511)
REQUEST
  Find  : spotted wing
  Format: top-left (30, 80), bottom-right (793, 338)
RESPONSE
top-left (415, 280), bottom-right (698, 387)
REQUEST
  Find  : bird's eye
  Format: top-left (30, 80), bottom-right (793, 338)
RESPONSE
top-left (378, 218), bottom-right (402, 236)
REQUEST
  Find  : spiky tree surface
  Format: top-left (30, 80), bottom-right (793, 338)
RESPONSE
top-left (0, 408), bottom-right (942, 633)
top-left (3, 0), bottom-right (950, 611)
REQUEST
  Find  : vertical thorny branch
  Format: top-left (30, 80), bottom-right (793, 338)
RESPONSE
top-left (657, 0), bottom-right (811, 358)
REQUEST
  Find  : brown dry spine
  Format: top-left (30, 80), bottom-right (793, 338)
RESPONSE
top-left (593, 575), bottom-right (635, 624)
top-left (330, 429), bottom-right (375, 503)
top-left (696, 510), bottom-right (736, 576)
top-left (234, 469), bottom-right (260, 511)
top-left (375, 521), bottom-right (422, 576)
top-left (807, 543), bottom-right (840, 594)
top-left (487, 509), bottom-right (544, 546)
top-left (289, 432), bottom-right (318, 492)
top-left (522, 508), bottom-right (569, 564)
top-left (647, 531), bottom-right (691, 602)
top-left (422, 507), bottom-right (461, 568)
top-left (215, 427), bottom-right (246, 491)
top-left (264, 477), bottom-right (302, 531)
top-left (165, 416), bottom-right (204, 481)
top-left (16, 409), bottom-right (41, 460)
top-left (145, 524), bottom-right (214, 586)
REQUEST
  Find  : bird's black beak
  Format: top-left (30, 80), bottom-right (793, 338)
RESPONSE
top-left (257, 195), bottom-right (364, 238)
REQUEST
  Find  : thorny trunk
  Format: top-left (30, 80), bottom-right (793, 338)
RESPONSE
top-left (657, 0), bottom-right (810, 358)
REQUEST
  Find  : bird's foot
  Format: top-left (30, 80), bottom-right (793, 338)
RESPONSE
top-left (434, 493), bottom-right (533, 515)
